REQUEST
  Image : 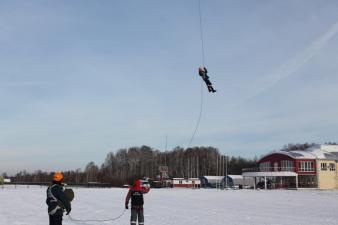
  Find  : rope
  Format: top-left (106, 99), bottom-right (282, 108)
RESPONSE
top-left (187, 80), bottom-right (203, 148)
top-left (198, 0), bottom-right (206, 66)
top-left (68, 209), bottom-right (126, 223)
top-left (186, 0), bottom-right (206, 148)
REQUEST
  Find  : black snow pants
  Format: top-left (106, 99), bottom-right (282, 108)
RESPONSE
top-left (49, 215), bottom-right (63, 225)
top-left (131, 207), bottom-right (144, 225)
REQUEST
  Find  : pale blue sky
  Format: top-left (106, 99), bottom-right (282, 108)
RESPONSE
top-left (1, 0), bottom-right (338, 174)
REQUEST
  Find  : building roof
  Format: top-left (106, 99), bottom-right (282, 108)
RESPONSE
top-left (173, 178), bottom-right (199, 180)
top-left (260, 145), bottom-right (338, 161)
top-left (243, 171), bottom-right (298, 177)
top-left (227, 175), bottom-right (243, 180)
top-left (201, 176), bottom-right (224, 180)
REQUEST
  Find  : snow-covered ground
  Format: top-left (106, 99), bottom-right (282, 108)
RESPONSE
top-left (1, 185), bottom-right (338, 225)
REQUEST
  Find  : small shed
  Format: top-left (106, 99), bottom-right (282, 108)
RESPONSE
top-left (4, 178), bottom-right (11, 183)
top-left (224, 175), bottom-right (243, 188)
top-left (172, 178), bottom-right (200, 188)
top-left (200, 176), bottom-right (225, 188)
top-left (223, 175), bottom-right (254, 188)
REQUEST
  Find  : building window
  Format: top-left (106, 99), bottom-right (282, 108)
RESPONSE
top-left (329, 163), bottom-right (336, 171)
top-left (260, 162), bottom-right (270, 171)
top-left (321, 163), bottom-right (327, 171)
top-left (299, 161), bottom-right (314, 172)
top-left (281, 160), bottom-right (294, 171)
top-left (179, 180), bottom-right (182, 184)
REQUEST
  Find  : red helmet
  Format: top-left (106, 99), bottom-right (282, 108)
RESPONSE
top-left (133, 179), bottom-right (141, 189)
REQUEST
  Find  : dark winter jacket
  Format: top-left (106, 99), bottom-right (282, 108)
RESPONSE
top-left (46, 181), bottom-right (71, 216)
top-left (125, 180), bottom-right (149, 209)
top-left (199, 68), bottom-right (210, 81)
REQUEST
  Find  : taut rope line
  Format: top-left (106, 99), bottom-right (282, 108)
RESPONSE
top-left (186, 0), bottom-right (206, 148)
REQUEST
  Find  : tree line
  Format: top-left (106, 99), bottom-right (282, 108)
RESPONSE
top-left (9, 146), bottom-right (258, 186)
top-left (6, 142), bottom-right (337, 187)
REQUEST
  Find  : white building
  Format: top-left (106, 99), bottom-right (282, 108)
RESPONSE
top-left (172, 178), bottom-right (200, 188)
top-left (4, 178), bottom-right (11, 183)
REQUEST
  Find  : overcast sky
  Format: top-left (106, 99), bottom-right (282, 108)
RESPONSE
top-left (1, 0), bottom-right (338, 174)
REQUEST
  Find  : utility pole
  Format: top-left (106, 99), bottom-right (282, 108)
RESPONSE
top-left (222, 155), bottom-right (225, 189)
top-left (225, 154), bottom-right (228, 189)
top-left (216, 154), bottom-right (218, 190)
top-left (165, 135), bottom-right (168, 151)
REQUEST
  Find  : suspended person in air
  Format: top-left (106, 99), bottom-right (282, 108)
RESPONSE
top-left (198, 67), bottom-right (216, 93)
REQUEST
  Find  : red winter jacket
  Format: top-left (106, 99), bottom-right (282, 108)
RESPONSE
top-left (125, 180), bottom-right (150, 208)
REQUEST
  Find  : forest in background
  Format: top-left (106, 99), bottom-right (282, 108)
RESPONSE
top-left (5, 146), bottom-right (257, 186)
top-left (5, 143), bottom-right (332, 187)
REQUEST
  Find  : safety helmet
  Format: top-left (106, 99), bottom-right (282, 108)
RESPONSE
top-left (133, 179), bottom-right (141, 189)
top-left (53, 171), bottom-right (63, 182)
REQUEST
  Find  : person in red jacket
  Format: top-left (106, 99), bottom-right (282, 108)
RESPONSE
top-left (125, 179), bottom-right (150, 225)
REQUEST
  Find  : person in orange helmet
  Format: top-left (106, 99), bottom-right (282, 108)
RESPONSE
top-left (125, 179), bottom-right (150, 225)
top-left (46, 171), bottom-right (71, 225)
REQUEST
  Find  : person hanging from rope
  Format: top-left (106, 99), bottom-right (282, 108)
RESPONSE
top-left (198, 67), bottom-right (216, 93)
top-left (46, 171), bottom-right (72, 225)
top-left (125, 179), bottom-right (150, 225)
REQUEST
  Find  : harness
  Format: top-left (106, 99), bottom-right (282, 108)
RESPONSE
top-left (47, 184), bottom-right (64, 215)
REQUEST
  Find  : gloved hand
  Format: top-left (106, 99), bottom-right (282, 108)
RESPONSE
top-left (66, 209), bottom-right (71, 215)
top-left (125, 205), bottom-right (128, 210)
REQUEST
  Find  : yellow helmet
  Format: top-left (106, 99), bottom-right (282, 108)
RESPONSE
top-left (53, 171), bottom-right (63, 182)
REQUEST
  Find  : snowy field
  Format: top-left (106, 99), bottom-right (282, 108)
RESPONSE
top-left (1, 185), bottom-right (338, 225)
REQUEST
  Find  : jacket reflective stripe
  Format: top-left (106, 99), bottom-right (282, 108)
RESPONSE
top-left (47, 184), bottom-right (63, 215)
top-left (48, 205), bottom-right (61, 215)
top-left (47, 184), bottom-right (58, 201)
